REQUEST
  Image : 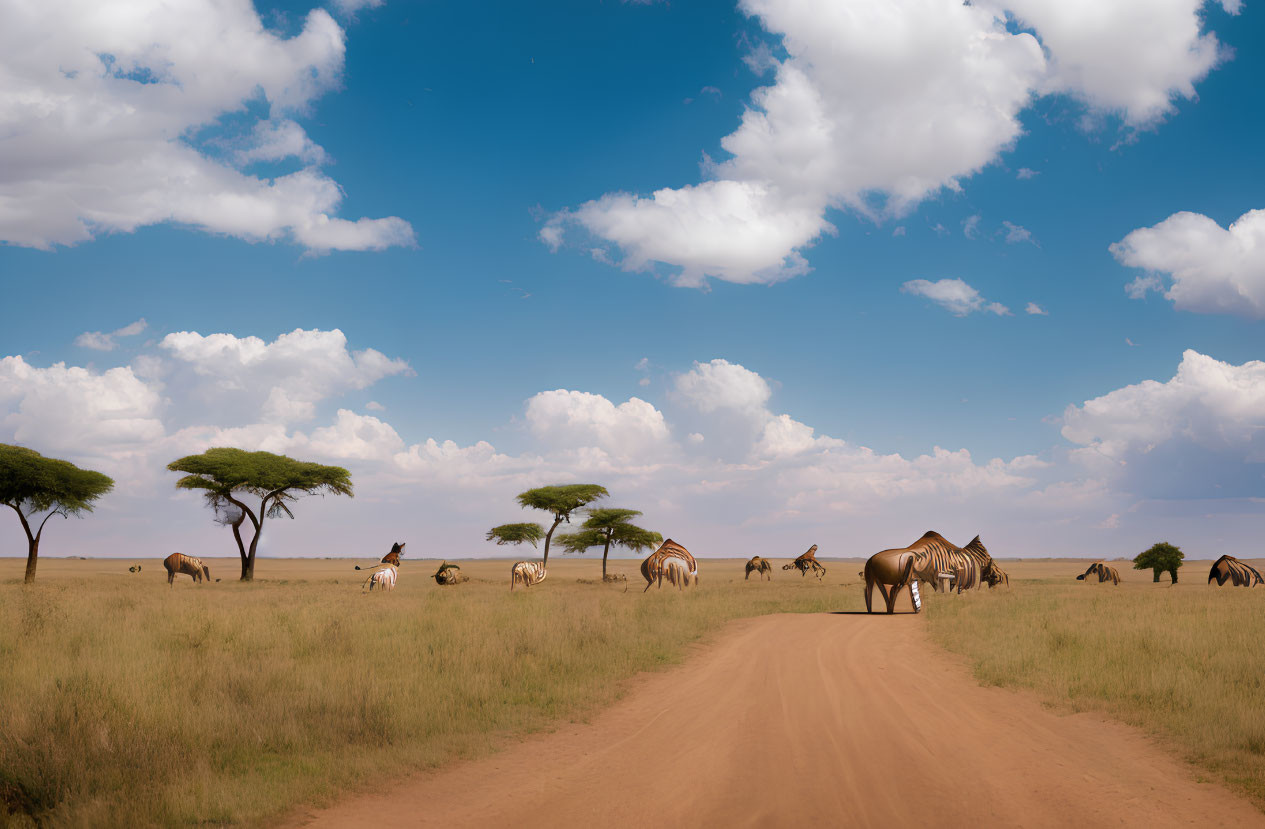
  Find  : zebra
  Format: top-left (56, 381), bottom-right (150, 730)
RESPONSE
top-left (641, 539), bottom-right (698, 591)
top-left (363, 562), bottom-right (398, 592)
top-left (1076, 562), bottom-right (1120, 585)
top-left (900, 531), bottom-right (1009, 592)
top-left (433, 561), bottom-right (469, 585)
top-left (745, 556), bottom-right (773, 580)
top-left (163, 553), bottom-right (211, 586)
top-left (783, 544), bottom-right (826, 580)
top-left (663, 558), bottom-right (694, 589)
top-left (510, 561), bottom-right (547, 590)
top-left (1208, 555), bottom-right (1264, 587)
top-left (356, 541), bottom-right (405, 570)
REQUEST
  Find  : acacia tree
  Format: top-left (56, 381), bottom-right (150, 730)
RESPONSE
top-left (168, 448), bottom-right (352, 581)
top-left (513, 484), bottom-right (608, 567)
top-left (486, 522), bottom-right (545, 549)
top-left (556, 508), bottom-right (662, 580)
top-left (0, 444), bottom-right (114, 584)
top-left (1134, 542), bottom-right (1184, 584)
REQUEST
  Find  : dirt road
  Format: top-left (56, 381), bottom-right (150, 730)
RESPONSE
top-left (292, 612), bottom-right (1262, 828)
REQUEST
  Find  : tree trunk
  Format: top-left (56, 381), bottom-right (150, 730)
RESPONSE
top-left (232, 513), bottom-right (249, 581)
top-left (1170, 569), bottom-right (1178, 584)
top-left (1153, 569), bottom-right (1161, 583)
top-left (602, 536), bottom-right (612, 579)
top-left (23, 537), bottom-right (38, 585)
top-left (542, 516), bottom-right (563, 568)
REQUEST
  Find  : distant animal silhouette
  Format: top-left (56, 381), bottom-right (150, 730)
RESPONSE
top-left (363, 563), bottom-right (398, 592)
top-left (745, 556), bottom-right (773, 580)
top-left (356, 542), bottom-right (405, 570)
top-left (641, 539), bottom-right (698, 591)
top-left (1076, 562), bottom-right (1120, 585)
top-left (163, 553), bottom-right (210, 587)
top-left (1208, 555), bottom-right (1264, 587)
top-left (510, 561), bottom-right (547, 590)
top-left (783, 545), bottom-right (825, 580)
top-left (128, 565), bottom-right (142, 573)
top-left (433, 561), bottom-right (469, 585)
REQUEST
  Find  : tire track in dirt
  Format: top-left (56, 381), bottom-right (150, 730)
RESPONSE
top-left (290, 613), bottom-right (1262, 828)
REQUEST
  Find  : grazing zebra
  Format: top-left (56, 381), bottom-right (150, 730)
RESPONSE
top-left (1208, 555), bottom-right (1264, 587)
top-left (783, 544), bottom-right (826, 580)
top-left (863, 548), bottom-right (919, 614)
top-left (433, 561), bottom-right (469, 585)
top-left (356, 541), bottom-right (405, 570)
top-left (510, 561), bottom-right (547, 590)
top-left (745, 556), bottom-right (773, 580)
top-left (898, 531), bottom-right (1009, 593)
top-left (363, 563), bottom-right (398, 592)
top-left (1076, 562), bottom-right (1120, 585)
top-left (163, 553), bottom-right (211, 587)
top-left (128, 564), bottom-right (142, 573)
top-left (641, 539), bottom-right (698, 591)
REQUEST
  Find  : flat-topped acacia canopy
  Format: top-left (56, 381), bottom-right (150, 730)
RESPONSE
top-left (167, 448), bottom-right (352, 581)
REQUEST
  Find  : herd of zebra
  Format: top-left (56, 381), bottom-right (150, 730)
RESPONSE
top-left (154, 535), bottom-right (1265, 600)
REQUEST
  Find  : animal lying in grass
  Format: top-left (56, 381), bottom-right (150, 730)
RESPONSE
top-left (1076, 562), bottom-right (1120, 585)
top-left (433, 561), bottom-right (469, 585)
top-left (745, 556), bottom-right (772, 580)
top-left (783, 545), bottom-right (826, 579)
top-left (128, 564), bottom-right (142, 573)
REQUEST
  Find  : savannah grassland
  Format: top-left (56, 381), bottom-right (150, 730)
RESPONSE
top-left (0, 556), bottom-right (862, 828)
top-left (923, 559), bottom-right (1265, 811)
top-left (4, 557), bottom-right (1265, 827)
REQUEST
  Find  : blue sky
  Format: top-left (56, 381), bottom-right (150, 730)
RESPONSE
top-left (2, 0), bottom-right (1264, 561)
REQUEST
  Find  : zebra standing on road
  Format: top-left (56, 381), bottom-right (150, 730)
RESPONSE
top-left (641, 539), bottom-right (698, 591)
top-left (1208, 555), bottom-right (1264, 587)
top-left (163, 553), bottom-right (211, 586)
top-left (510, 561), bottom-right (547, 590)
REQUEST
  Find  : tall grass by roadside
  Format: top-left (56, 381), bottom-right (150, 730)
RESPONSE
top-left (0, 568), bottom-right (857, 827)
top-left (924, 578), bottom-right (1265, 810)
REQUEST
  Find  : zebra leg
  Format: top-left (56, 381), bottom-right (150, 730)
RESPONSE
top-left (884, 583), bottom-right (899, 614)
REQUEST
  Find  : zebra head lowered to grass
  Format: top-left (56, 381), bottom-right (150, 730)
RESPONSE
top-left (783, 544), bottom-right (825, 580)
top-left (163, 553), bottom-right (212, 586)
top-left (898, 531), bottom-right (1007, 592)
top-left (640, 539), bottom-right (698, 592)
top-left (510, 561), bottom-right (547, 590)
top-left (1208, 555), bottom-right (1264, 587)
top-left (1076, 562), bottom-right (1120, 585)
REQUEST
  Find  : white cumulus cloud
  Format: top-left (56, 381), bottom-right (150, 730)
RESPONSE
top-left (1111, 209), bottom-right (1265, 318)
top-left (0, 0), bottom-right (413, 252)
top-left (902, 278), bottom-right (1010, 317)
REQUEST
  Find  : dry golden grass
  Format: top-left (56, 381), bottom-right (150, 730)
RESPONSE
top-left (0, 555), bottom-right (860, 827)
top-left (924, 557), bottom-right (1265, 810)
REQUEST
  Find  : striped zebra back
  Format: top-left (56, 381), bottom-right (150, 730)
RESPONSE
top-left (641, 539), bottom-right (698, 587)
top-left (511, 561), bottom-right (547, 588)
top-left (1210, 555), bottom-right (1264, 587)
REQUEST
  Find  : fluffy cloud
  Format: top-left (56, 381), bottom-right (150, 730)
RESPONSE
top-left (0, 0), bottom-right (413, 252)
top-left (159, 328), bottom-right (411, 424)
top-left (1025, 302), bottom-right (1048, 316)
top-left (1061, 349), bottom-right (1265, 498)
top-left (524, 390), bottom-right (672, 459)
top-left (545, 0), bottom-right (1235, 287)
top-left (901, 278), bottom-right (1010, 316)
top-left (1111, 209), bottom-right (1265, 318)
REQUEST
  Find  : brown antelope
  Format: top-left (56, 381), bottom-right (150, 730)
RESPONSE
top-left (745, 556), bottom-right (772, 580)
top-left (163, 553), bottom-right (211, 586)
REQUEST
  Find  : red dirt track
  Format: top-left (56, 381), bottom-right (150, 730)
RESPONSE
top-left (292, 613), bottom-right (1262, 828)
